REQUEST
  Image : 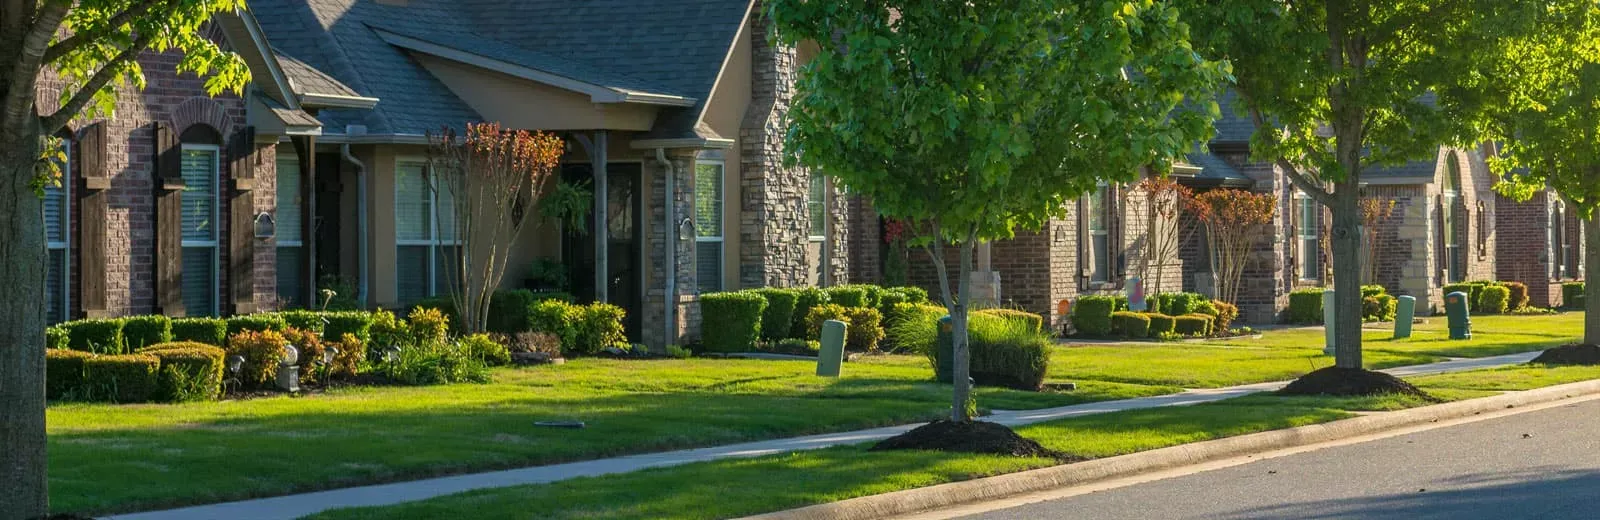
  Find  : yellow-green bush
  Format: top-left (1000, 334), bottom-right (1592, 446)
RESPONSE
top-left (137, 342), bottom-right (225, 402)
top-left (227, 330), bottom-right (288, 389)
top-left (45, 348), bottom-right (91, 399)
top-left (975, 308), bottom-right (1045, 334)
top-left (1111, 311), bottom-right (1151, 338)
top-left (83, 354), bottom-right (159, 403)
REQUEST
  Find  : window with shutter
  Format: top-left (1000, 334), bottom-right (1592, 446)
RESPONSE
top-left (276, 148), bottom-right (303, 307)
top-left (180, 145), bottom-right (220, 316)
top-left (43, 140), bottom-right (70, 323)
top-left (394, 159), bottom-right (463, 306)
top-left (1296, 192), bottom-right (1321, 281)
top-left (695, 159), bottom-right (724, 293)
top-left (808, 173), bottom-right (827, 240)
top-left (1089, 184), bottom-right (1111, 283)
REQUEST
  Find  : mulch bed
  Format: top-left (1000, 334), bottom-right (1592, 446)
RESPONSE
top-left (1530, 344), bottom-right (1600, 365)
top-left (1277, 367), bottom-right (1436, 400)
top-left (870, 420), bottom-right (1070, 460)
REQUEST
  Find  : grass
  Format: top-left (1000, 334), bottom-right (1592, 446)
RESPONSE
top-left (49, 312), bottom-right (1587, 515)
top-left (308, 360), bottom-right (1600, 520)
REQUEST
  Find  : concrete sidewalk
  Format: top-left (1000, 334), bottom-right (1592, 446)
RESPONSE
top-left (107, 351), bottom-right (1542, 520)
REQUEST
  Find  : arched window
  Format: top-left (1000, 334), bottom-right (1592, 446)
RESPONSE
top-left (1476, 200), bottom-right (1488, 259)
top-left (1442, 153), bottom-right (1465, 282)
top-left (180, 125), bottom-right (221, 316)
top-left (1552, 199), bottom-right (1568, 279)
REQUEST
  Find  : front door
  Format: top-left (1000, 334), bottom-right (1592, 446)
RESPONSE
top-left (562, 163), bottom-right (643, 341)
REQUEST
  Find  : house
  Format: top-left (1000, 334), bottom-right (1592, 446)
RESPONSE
top-left (249, 0), bottom-right (853, 347)
top-left (1496, 186), bottom-right (1587, 308)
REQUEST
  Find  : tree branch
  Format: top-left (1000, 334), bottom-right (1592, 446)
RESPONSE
top-left (1, 1), bottom-right (68, 135)
top-left (1239, 100), bottom-right (1335, 206)
top-left (42, 1), bottom-right (165, 66)
top-left (39, 30), bottom-right (152, 133)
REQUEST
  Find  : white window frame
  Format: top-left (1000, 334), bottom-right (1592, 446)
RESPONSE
top-left (1089, 182), bottom-right (1111, 283)
top-left (180, 143), bottom-right (221, 316)
top-left (1296, 191), bottom-right (1320, 282)
top-left (394, 158), bottom-right (463, 299)
top-left (1442, 166), bottom-right (1463, 283)
top-left (807, 173), bottom-right (827, 241)
top-left (695, 158), bottom-right (725, 293)
top-left (275, 149), bottom-right (303, 305)
top-left (1553, 199), bottom-right (1569, 279)
top-left (45, 140), bottom-right (71, 323)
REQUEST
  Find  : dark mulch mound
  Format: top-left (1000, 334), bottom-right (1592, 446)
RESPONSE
top-left (870, 420), bottom-right (1065, 459)
top-left (1278, 367), bottom-right (1435, 399)
top-left (1530, 344), bottom-right (1600, 366)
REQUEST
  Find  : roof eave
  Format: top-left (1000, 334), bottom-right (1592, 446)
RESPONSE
top-left (299, 92), bottom-right (381, 109)
top-left (317, 132), bottom-right (431, 145)
top-left (224, 8), bottom-right (299, 109)
top-left (1360, 176), bottom-right (1431, 186)
top-left (630, 137), bottom-right (736, 150)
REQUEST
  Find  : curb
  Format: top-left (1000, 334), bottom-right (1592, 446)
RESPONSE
top-left (737, 378), bottom-right (1600, 520)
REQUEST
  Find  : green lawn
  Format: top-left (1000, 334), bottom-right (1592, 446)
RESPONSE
top-left (48, 311), bottom-right (1587, 515)
top-left (308, 361), bottom-right (1596, 520)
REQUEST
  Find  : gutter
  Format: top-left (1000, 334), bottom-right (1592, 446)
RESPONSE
top-left (300, 92), bottom-right (381, 110)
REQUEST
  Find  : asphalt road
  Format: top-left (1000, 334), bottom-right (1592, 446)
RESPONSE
top-left (959, 398), bottom-right (1600, 520)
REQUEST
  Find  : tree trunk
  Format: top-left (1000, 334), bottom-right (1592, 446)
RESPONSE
top-left (1585, 212), bottom-right (1600, 346)
top-left (951, 238), bottom-right (974, 422)
top-left (1331, 187), bottom-right (1364, 369)
top-left (0, 127), bottom-right (50, 520)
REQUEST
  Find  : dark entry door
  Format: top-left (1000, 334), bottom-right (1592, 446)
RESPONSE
top-left (562, 163), bottom-right (643, 341)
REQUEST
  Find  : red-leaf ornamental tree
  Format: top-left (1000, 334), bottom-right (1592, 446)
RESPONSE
top-left (1135, 177), bottom-right (1193, 296)
top-left (769, 1), bottom-right (1228, 424)
top-left (425, 123), bottom-right (564, 334)
top-left (1, 3), bottom-right (249, 517)
top-left (1189, 188), bottom-right (1276, 305)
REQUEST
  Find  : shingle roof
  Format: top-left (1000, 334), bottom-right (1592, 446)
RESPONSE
top-left (261, 97), bottom-right (322, 128)
top-left (1214, 89), bottom-right (1256, 143)
top-left (273, 48), bottom-right (363, 100)
top-left (250, 0), bottom-right (752, 140)
top-left (1185, 152), bottom-right (1253, 185)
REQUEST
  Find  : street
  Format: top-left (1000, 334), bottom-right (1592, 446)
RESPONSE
top-left (955, 398), bottom-right (1600, 520)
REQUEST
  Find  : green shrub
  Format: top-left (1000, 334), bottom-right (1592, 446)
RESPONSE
top-left (408, 307), bottom-right (451, 344)
top-left (120, 315), bottom-right (172, 351)
top-left (1153, 293), bottom-right (1206, 316)
top-left (1441, 283), bottom-right (1478, 304)
top-left (824, 286), bottom-right (870, 308)
top-left (1478, 285), bottom-right (1510, 315)
top-left (226, 314), bottom-right (287, 336)
top-left (884, 303), bottom-right (949, 355)
top-left (752, 288), bottom-right (799, 341)
top-left (789, 287), bottom-right (830, 339)
top-left (700, 291), bottom-right (769, 353)
top-left (1211, 301), bottom-right (1239, 331)
top-left (1146, 313), bottom-right (1177, 337)
top-left (412, 296), bottom-right (460, 330)
top-left (281, 327), bottom-right (327, 386)
top-left (1111, 295), bottom-right (1130, 312)
top-left (1564, 282), bottom-right (1586, 309)
top-left (321, 311), bottom-right (373, 344)
top-left (171, 317), bottom-right (228, 347)
top-left (805, 304), bottom-right (885, 352)
top-left (137, 342), bottom-right (225, 402)
top-left (1500, 281), bottom-right (1530, 310)
top-left (1071, 295), bottom-right (1116, 336)
top-left (1360, 284), bottom-right (1388, 298)
top-left (459, 333), bottom-right (511, 366)
top-left (886, 286), bottom-right (929, 304)
top-left (574, 303), bottom-right (627, 356)
top-left (375, 340), bottom-right (490, 386)
top-left (368, 309), bottom-right (411, 349)
top-left (765, 338), bottom-right (821, 356)
top-left (45, 348), bottom-right (91, 400)
top-left (530, 291), bottom-right (576, 303)
top-left (227, 330), bottom-right (287, 389)
top-left (1175, 314), bottom-right (1213, 336)
top-left (528, 299), bottom-right (580, 353)
top-left (1288, 289), bottom-right (1325, 324)
top-left (61, 318), bottom-right (124, 354)
top-left (487, 290), bottom-right (538, 334)
top-left (1362, 295), bottom-right (1398, 322)
top-left (877, 291), bottom-right (908, 323)
top-left (83, 354), bottom-right (160, 403)
top-left (974, 308), bottom-right (1045, 334)
top-left (930, 314), bottom-right (1051, 391)
top-left (328, 334), bottom-right (365, 380)
top-left (275, 309), bottom-right (327, 333)
top-left (46, 326), bottom-right (69, 350)
top-left (1110, 311), bottom-right (1151, 338)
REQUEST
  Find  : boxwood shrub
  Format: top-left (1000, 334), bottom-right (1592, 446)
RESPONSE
top-left (1175, 314), bottom-right (1213, 336)
top-left (171, 317), bottom-right (228, 347)
top-left (573, 303), bottom-right (627, 356)
top-left (528, 299), bottom-right (580, 353)
top-left (487, 289), bottom-right (538, 334)
top-left (805, 304), bottom-right (886, 352)
top-left (824, 286), bottom-right (870, 308)
top-left (227, 314), bottom-right (288, 336)
top-left (1478, 285), bottom-right (1510, 315)
top-left (752, 288), bottom-right (800, 341)
top-left (45, 348), bottom-right (91, 400)
top-left (1563, 282), bottom-right (1586, 309)
top-left (1071, 295), bottom-right (1117, 336)
top-left (83, 353), bottom-right (160, 403)
top-left (322, 311), bottom-right (374, 344)
top-left (1500, 281), bottom-right (1530, 310)
top-left (1110, 311), bottom-right (1151, 338)
top-left (1147, 313), bottom-right (1177, 337)
top-left (1441, 283), bottom-right (1479, 306)
top-left (121, 315), bottom-right (173, 352)
top-left (1288, 289), bottom-right (1325, 324)
top-left (61, 318), bottom-right (124, 354)
top-left (700, 291), bottom-right (769, 353)
top-left (276, 310), bottom-right (327, 333)
top-left (789, 287), bottom-right (830, 339)
top-left (1151, 292), bottom-right (1206, 316)
top-left (1362, 294), bottom-right (1398, 322)
top-left (137, 342), bottom-right (225, 402)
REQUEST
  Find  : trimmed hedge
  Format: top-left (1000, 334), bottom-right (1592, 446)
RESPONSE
top-left (121, 315), bottom-right (172, 352)
top-left (276, 310), bottom-right (326, 333)
top-left (1111, 311), bottom-right (1151, 338)
top-left (171, 317), bottom-right (228, 347)
top-left (805, 304), bottom-right (885, 352)
top-left (752, 288), bottom-right (800, 341)
top-left (1288, 289), bottom-right (1324, 324)
top-left (1500, 281), bottom-right (1529, 310)
top-left (824, 286), bottom-right (870, 308)
top-left (61, 318), bottom-right (124, 354)
top-left (1441, 283), bottom-right (1481, 307)
top-left (1362, 294), bottom-right (1398, 322)
top-left (887, 286), bottom-right (929, 305)
top-left (83, 354), bottom-right (160, 403)
top-left (1147, 313), bottom-right (1177, 337)
top-left (1478, 285), bottom-right (1510, 315)
top-left (1175, 314), bottom-right (1213, 336)
top-left (1361, 284), bottom-right (1388, 298)
top-left (1564, 282), bottom-right (1586, 309)
top-left (46, 326), bottom-right (68, 350)
top-left (790, 287), bottom-right (830, 339)
top-left (487, 289), bottom-right (538, 334)
top-left (974, 309), bottom-right (1045, 334)
top-left (137, 342), bottom-right (225, 402)
top-left (45, 348), bottom-right (91, 400)
top-left (321, 311), bottom-right (374, 344)
top-left (1151, 292), bottom-right (1206, 316)
top-left (700, 291), bottom-right (769, 353)
top-left (227, 314), bottom-right (288, 336)
top-left (1072, 295), bottom-right (1117, 336)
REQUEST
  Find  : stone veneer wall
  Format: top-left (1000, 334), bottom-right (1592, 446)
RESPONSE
top-left (641, 153), bottom-right (699, 348)
top-left (37, 49), bottom-right (275, 318)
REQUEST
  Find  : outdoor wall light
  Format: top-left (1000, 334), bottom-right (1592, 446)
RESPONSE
top-left (253, 212), bottom-right (275, 239)
top-left (276, 344), bottom-right (301, 392)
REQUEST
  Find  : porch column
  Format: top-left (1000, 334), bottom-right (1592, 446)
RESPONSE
top-left (293, 135), bottom-right (317, 307)
top-left (593, 131), bottom-right (609, 303)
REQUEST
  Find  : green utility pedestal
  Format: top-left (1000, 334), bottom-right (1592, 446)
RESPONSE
top-left (1445, 291), bottom-right (1472, 340)
top-left (1394, 295), bottom-right (1416, 339)
top-left (817, 320), bottom-right (847, 377)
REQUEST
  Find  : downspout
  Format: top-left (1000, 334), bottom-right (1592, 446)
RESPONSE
top-left (341, 144), bottom-right (370, 306)
top-left (655, 148), bottom-right (676, 347)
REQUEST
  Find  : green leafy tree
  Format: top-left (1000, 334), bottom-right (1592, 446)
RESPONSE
top-left (769, 1), bottom-right (1227, 422)
top-left (1, 2), bottom-right (248, 517)
top-left (1178, 0), bottom-right (1541, 379)
top-left (1485, 2), bottom-right (1600, 344)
